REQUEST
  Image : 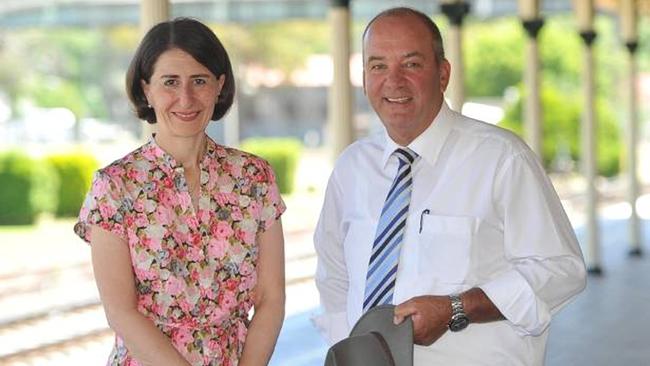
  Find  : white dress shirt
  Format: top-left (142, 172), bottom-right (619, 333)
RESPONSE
top-left (313, 102), bottom-right (587, 365)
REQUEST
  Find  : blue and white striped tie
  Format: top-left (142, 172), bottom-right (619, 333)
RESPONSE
top-left (363, 147), bottom-right (418, 312)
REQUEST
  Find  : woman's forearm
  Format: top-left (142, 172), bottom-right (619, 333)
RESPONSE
top-left (106, 307), bottom-right (191, 366)
top-left (238, 295), bottom-right (285, 366)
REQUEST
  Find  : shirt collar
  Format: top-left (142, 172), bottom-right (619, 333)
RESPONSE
top-left (380, 101), bottom-right (455, 168)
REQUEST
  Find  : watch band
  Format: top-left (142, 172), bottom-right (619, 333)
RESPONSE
top-left (448, 293), bottom-right (470, 332)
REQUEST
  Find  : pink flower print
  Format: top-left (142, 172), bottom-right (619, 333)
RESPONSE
top-left (178, 298), bottom-right (192, 313)
top-left (215, 192), bottom-right (231, 206)
top-left (153, 206), bottom-right (172, 226)
top-left (239, 261), bottom-right (254, 277)
top-left (165, 275), bottom-right (185, 296)
top-left (212, 221), bottom-right (234, 240)
top-left (142, 146), bottom-right (158, 161)
top-left (151, 279), bottom-right (163, 292)
top-left (197, 209), bottom-right (211, 223)
top-left (239, 273), bottom-right (256, 292)
top-left (219, 290), bottom-right (237, 311)
top-left (235, 228), bottom-right (256, 245)
top-left (237, 320), bottom-right (248, 343)
top-left (159, 189), bottom-right (178, 207)
top-left (133, 199), bottom-right (145, 213)
top-left (105, 165), bottom-right (125, 177)
top-left (139, 293), bottom-right (154, 308)
top-left (162, 176), bottom-right (174, 189)
top-left (186, 245), bottom-right (204, 262)
top-left (208, 306), bottom-right (228, 324)
top-left (207, 238), bottom-right (227, 260)
top-left (172, 327), bottom-right (193, 348)
top-left (98, 203), bottom-right (117, 220)
top-left (127, 168), bottom-right (147, 183)
top-left (186, 216), bottom-right (199, 230)
top-left (247, 201), bottom-right (262, 219)
top-left (231, 207), bottom-right (244, 221)
top-left (216, 175), bottom-right (234, 192)
top-left (177, 191), bottom-right (192, 211)
top-left (92, 175), bottom-right (109, 196)
top-left (224, 278), bottom-right (239, 292)
top-left (135, 213), bottom-right (149, 228)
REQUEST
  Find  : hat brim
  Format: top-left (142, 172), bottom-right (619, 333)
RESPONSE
top-left (350, 305), bottom-right (413, 366)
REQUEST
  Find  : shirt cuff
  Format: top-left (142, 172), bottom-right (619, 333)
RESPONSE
top-left (310, 311), bottom-right (349, 345)
top-left (479, 270), bottom-right (551, 336)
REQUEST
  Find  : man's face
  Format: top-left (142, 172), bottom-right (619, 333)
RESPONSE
top-left (363, 14), bottom-right (450, 145)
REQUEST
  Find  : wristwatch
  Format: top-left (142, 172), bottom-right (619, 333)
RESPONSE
top-left (448, 293), bottom-right (470, 332)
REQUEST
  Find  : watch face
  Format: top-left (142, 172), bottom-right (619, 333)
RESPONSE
top-left (449, 315), bottom-right (469, 332)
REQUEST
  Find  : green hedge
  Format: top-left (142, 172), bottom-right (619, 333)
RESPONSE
top-left (500, 86), bottom-right (622, 177)
top-left (46, 151), bottom-right (98, 217)
top-left (0, 151), bottom-right (58, 225)
top-left (240, 138), bottom-right (302, 194)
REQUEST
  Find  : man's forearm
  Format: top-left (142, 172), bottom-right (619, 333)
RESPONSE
top-left (461, 287), bottom-right (505, 323)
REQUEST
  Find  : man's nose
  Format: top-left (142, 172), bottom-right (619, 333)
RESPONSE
top-left (386, 67), bottom-right (406, 85)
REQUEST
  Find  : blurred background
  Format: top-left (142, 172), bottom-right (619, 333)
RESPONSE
top-left (0, 0), bottom-right (649, 365)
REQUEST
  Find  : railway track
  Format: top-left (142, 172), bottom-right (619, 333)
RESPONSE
top-left (0, 229), bottom-right (318, 365)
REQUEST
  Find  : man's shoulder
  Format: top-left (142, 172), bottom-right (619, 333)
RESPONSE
top-left (450, 112), bottom-right (529, 156)
top-left (334, 131), bottom-right (384, 168)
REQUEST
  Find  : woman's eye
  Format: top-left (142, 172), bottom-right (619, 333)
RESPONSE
top-left (163, 79), bottom-right (178, 87)
top-left (194, 78), bottom-right (207, 85)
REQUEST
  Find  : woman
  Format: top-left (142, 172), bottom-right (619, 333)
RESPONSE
top-left (75, 18), bottom-right (286, 366)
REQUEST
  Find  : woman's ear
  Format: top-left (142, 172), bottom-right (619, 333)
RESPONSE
top-left (141, 79), bottom-right (151, 104)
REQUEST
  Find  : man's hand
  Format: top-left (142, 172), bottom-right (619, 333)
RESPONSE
top-left (393, 295), bottom-right (452, 346)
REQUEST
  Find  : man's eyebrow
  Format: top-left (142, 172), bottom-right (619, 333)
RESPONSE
top-left (404, 51), bottom-right (425, 59)
top-left (366, 55), bottom-right (385, 63)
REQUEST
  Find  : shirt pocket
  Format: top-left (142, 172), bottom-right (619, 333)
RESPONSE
top-left (417, 214), bottom-right (476, 285)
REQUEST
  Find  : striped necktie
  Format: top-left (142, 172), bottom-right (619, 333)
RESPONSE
top-left (363, 147), bottom-right (418, 312)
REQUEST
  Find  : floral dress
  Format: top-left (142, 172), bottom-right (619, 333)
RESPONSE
top-left (74, 136), bottom-right (285, 366)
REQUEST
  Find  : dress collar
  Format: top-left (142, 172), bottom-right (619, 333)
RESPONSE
top-left (143, 133), bottom-right (219, 170)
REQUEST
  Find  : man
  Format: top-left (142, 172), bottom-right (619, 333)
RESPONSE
top-left (313, 7), bottom-right (587, 365)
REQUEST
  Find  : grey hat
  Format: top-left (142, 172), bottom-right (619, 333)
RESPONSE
top-left (324, 305), bottom-right (414, 366)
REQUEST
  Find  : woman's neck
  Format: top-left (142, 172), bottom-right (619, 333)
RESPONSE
top-left (154, 133), bottom-right (207, 169)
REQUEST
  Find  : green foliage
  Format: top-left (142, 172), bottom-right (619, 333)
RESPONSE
top-left (464, 19), bottom-right (524, 97)
top-left (0, 151), bottom-right (58, 225)
top-left (46, 151), bottom-right (98, 217)
top-left (500, 86), bottom-right (621, 177)
top-left (240, 138), bottom-right (302, 194)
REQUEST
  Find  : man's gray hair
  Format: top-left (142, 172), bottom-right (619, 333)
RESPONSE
top-left (362, 7), bottom-right (446, 64)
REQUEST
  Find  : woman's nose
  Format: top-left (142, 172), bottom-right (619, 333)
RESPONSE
top-left (178, 84), bottom-right (195, 106)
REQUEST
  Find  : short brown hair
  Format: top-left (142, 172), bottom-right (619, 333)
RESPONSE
top-left (126, 17), bottom-right (235, 124)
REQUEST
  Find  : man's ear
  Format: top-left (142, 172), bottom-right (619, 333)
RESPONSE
top-left (362, 70), bottom-right (367, 96)
top-left (439, 59), bottom-right (451, 93)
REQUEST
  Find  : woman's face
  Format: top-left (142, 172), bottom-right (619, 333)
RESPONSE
top-left (142, 47), bottom-right (225, 139)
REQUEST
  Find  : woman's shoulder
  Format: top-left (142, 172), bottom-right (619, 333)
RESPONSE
top-left (94, 143), bottom-right (153, 184)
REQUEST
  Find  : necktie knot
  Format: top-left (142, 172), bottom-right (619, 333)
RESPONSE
top-left (394, 148), bottom-right (418, 166)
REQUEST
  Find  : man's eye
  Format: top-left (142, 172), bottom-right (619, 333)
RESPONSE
top-left (405, 62), bottom-right (421, 68)
top-left (370, 64), bottom-right (386, 71)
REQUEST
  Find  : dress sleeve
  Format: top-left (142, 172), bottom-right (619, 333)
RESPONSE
top-left (74, 170), bottom-right (129, 244)
top-left (258, 160), bottom-right (286, 232)
top-left (479, 149), bottom-right (587, 336)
